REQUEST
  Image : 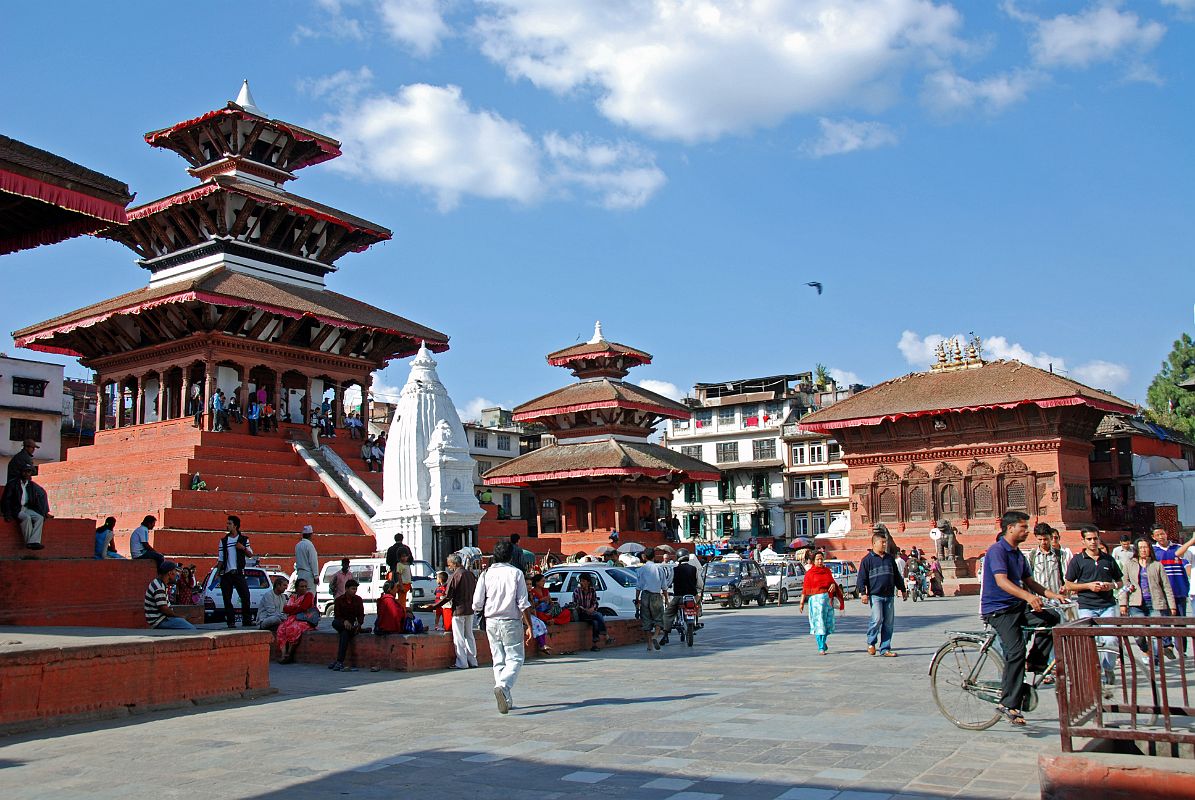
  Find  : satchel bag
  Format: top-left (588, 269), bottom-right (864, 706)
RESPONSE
top-left (298, 604), bottom-right (320, 627)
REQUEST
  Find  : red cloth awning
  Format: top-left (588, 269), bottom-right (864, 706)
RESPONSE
top-left (0, 168), bottom-right (129, 255)
top-left (798, 396), bottom-right (1132, 432)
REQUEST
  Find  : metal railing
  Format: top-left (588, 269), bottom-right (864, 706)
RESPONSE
top-left (1054, 616), bottom-right (1194, 757)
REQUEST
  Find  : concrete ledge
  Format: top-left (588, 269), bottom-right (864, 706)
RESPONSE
top-left (283, 618), bottom-right (648, 671)
top-left (1039, 748), bottom-right (1195, 800)
top-left (0, 627), bottom-right (273, 731)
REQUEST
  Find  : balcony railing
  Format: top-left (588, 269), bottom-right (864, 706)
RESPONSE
top-left (1054, 616), bottom-right (1194, 756)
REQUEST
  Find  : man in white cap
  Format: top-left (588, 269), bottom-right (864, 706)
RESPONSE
top-left (295, 524), bottom-right (319, 589)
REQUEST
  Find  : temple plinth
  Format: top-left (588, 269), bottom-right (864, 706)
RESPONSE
top-left (485, 322), bottom-right (719, 552)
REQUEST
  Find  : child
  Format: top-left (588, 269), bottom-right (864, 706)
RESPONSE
top-left (433, 571), bottom-right (450, 631)
top-left (528, 574), bottom-right (554, 655)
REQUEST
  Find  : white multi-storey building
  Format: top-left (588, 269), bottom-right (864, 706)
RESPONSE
top-left (782, 383), bottom-right (864, 539)
top-left (0, 354), bottom-right (64, 477)
top-left (463, 406), bottom-right (526, 520)
top-left (664, 374), bottom-right (818, 544)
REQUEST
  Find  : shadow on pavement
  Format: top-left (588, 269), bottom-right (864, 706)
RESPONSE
top-left (515, 692), bottom-right (716, 716)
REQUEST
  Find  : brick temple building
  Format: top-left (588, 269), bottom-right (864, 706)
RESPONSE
top-left (485, 323), bottom-right (719, 552)
top-left (9, 83), bottom-right (447, 570)
top-left (797, 340), bottom-right (1135, 571)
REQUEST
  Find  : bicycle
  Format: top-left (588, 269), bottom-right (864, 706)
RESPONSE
top-left (929, 603), bottom-right (1121, 730)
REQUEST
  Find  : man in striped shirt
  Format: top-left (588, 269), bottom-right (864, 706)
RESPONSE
top-left (145, 561), bottom-right (196, 630)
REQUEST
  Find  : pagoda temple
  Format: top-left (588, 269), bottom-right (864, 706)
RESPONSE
top-left (797, 339), bottom-right (1135, 579)
top-left (14, 81), bottom-right (447, 430)
top-left (9, 83), bottom-right (448, 571)
top-left (485, 323), bottom-right (718, 547)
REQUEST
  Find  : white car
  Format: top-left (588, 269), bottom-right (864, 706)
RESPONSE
top-left (315, 558), bottom-right (438, 615)
top-left (761, 559), bottom-right (805, 604)
top-left (824, 559), bottom-right (859, 598)
top-left (200, 565), bottom-right (291, 623)
top-left (542, 564), bottom-right (640, 618)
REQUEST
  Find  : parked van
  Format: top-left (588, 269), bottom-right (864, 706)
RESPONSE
top-left (314, 558), bottom-right (437, 615)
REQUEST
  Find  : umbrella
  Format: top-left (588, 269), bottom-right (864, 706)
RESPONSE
top-left (617, 542), bottom-right (646, 554)
top-left (593, 545), bottom-right (617, 555)
top-left (655, 544), bottom-right (677, 554)
top-left (790, 536), bottom-right (815, 548)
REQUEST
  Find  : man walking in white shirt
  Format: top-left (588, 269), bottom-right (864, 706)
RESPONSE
top-left (473, 540), bottom-right (532, 714)
top-left (635, 547), bottom-right (669, 653)
top-left (294, 524), bottom-right (319, 589)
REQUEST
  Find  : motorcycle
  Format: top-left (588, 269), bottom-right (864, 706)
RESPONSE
top-left (666, 594), bottom-right (699, 647)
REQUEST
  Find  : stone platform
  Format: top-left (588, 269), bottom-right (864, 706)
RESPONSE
top-left (1039, 748), bottom-right (1195, 800)
top-left (282, 617), bottom-right (647, 671)
top-left (0, 626), bottom-right (274, 733)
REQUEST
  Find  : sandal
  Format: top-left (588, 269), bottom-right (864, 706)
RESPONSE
top-left (590, 646), bottom-right (600, 652)
top-left (997, 705), bottom-right (1027, 726)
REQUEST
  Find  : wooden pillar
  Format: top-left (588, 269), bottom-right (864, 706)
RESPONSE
top-left (239, 364), bottom-right (251, 419)
top-left (535, 498), bottom-right (544, 537)
top-left (363, 374), bottom-right (373, 435)
top-left (94, 376), bottom-right (105, 432)
top-left (586, 501), bottom-right (594, 533)
top-left (203, 360), bottom-right (217, 431)
top-left (135, 375), bottom-right (146, 425)
top-left (305, 375), bottom-right (316, 424)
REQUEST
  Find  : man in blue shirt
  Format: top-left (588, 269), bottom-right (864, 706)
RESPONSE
top-left (1152, 526), bottom-right (1195, 656)
top-left (858, 531), bottom-right (907, 657)
top-left (981, 511), bottom-right (1066, 726)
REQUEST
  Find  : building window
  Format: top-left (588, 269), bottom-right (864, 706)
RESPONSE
top-left (9, 418), bottom-right (43, 442)
top-left (716, 442), bottom-right (739, 463)
top-left (12, 378), bottom-right (47, 397)
top-left (695, 410), bottom-right (713, 429)
top-left (973, 484), bottom-right (993, 516)
top-left (752, 473), bottom-right (769, 499)
top-left (496, 434), bottom-right (511, 451)
top-left (809, 476), bottom-right (826, 498)
top-left (879, 489), bottom-right (897, 521)
top-left (764, 402), bottom-right (783, 421)
top-left (687, 513), bottom-right (703, 537)
top-left (717, 406), bottom-right (736, 426)
top-left (811, 512), bottom-right (827, 536)
top-left (752, 509), bottom-right (772, 534)
top-left (790, 444), bottom-right (805, 465)
top-left (673, 418), bottom-right (690, 430)
top-left (473, 432), bottom-right (488, 449)
top-left (1006, 481), bottom-right (1027, 511)
top-left (828, 474), bottom-right (844, 497)
top-left (501, 493), bottom-right (512, 515)
top-left (681, 445), bottom-right (702, 460)
top-left (808, 443), bottom-right (825, 463)
top-left (793, 514), bottom-right (809, 537)
top-left (752, 438), bottom-right (776, 460)
top-left (683, 482), bottom-right (700, 503)
top-left (941, 484), bottom-right (961, 515)
top-left (791, 478), bottom-right (808, 500)
top-left (827, 441), bottom-right (841, 461)
top-left (718, 476), bottom-right (734, 501)
top-left (1065, 484), bottom-right (1088, 510)
top-left (909, 486), bottom-right (927, 520)
top-left (477, 460), bottom-right (492, 476)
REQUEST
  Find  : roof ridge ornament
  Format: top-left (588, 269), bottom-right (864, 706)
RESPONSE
top-left (931, 334), bottom-right (986, 373)
top-left (234, 79), bottom-right (265, 118)
top-left (588, 320), bottom-right (605, 344)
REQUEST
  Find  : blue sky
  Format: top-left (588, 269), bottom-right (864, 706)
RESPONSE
top-left (2, 1), bottom-right (1193, 416)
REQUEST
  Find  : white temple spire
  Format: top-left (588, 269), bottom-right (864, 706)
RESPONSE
top-left (235, 80), bottom-right (265, 117)
top-left (588, 320), bottom-right (605, 344)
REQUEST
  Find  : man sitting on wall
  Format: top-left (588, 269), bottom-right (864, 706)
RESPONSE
top-left (2, 465), bottom-right (49, 550)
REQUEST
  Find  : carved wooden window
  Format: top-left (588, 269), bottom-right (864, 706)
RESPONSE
top-left (909, 486), bottom-right (927, 520)
top-left (878, 489), bottom-right (897, 521)
top-left (1065, 484), bottom-right (1088, 510)
top-left (1006, 480), bottom-right (1027, 511)
top-left (940, 484), bottom-right (960, 515)
top-left (972, 484), bottom-right (993, 516)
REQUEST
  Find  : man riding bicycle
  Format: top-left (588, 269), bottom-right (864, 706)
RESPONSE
top-left (980, 511), bottom-right (1067, 726)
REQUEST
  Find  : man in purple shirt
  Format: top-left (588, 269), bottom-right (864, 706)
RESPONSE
top-left (981, 511), bottom-right (1066, 726)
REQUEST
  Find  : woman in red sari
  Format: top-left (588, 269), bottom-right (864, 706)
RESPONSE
top-left (799, 552), bottom-right (844, 654)
top-left (276, 578), bottom-right (318, 663)
top-left (374, 580), bottom-right (405, 634)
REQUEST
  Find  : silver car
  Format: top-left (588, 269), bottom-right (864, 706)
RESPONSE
top-left (761, 560), bottom-right (804, 604)
top-left (823, 559), bottom-right (859, 598)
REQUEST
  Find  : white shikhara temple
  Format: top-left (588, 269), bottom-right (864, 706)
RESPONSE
top-left (372, 343), bottom-right (483, 564)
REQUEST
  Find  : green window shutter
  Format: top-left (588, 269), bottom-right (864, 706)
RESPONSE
top-left (732, 513), bottom-right (739, 532)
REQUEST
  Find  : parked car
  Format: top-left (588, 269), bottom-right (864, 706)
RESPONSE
top-left (200, 565), bottom-right (291, 623)
top-left (314, 558), bottom-right (437, 615)
top-left (823, 559), bottom-right (859, 598)
top-left (761, 559), bottom-right (805, 604)
top-left (542, 564), bottom-right (639, 618)
top-left (702, 557), bottom-right (768, 608)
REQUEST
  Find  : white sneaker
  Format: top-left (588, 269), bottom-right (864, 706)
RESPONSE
top-left (494, 686), bottom-right (510, 714)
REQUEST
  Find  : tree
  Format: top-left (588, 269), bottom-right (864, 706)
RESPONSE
top-left (1146, 333), bottom-right (1195, 440)
top-left (814, 363), bottom-right (830, 388)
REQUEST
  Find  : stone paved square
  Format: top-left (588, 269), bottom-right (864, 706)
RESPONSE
top-left (0, 596), bottom-right (1065, 799)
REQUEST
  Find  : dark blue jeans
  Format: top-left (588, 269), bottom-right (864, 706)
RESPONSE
top-left (577, 610), bottom-right (607, 642)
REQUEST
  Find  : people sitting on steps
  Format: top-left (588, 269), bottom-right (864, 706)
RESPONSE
top-left (145, 561), bottom-right (196, 630)
top-left (2, 464), bottom-right (49, 550)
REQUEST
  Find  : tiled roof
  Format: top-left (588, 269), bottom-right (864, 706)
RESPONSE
top-left (12, 266), bottom-right (448, 349)
top-left (513, 379), bottom-right (691, 420)
top-left (484, 438), bottom-right (720, 485)
top-left (1095, 413), bottom-right (1194, 446)
top-left (546, 339), bottom-right (651, 365)
top-left (0, 134), bottom-right (132, 202)
top-left (799, 360), bottom-right (1133, 430)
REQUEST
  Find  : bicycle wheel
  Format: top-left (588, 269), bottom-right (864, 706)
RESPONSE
top-left (930, 639), bottom-right (1004, 730)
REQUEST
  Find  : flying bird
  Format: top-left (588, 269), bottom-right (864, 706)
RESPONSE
top-left (805, 282), bottom-right (823, 295)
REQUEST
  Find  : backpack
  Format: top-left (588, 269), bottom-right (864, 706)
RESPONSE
top-left (403, 615), bottom-right (426, 634)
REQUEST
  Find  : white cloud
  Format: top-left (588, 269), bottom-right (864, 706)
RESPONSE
top-left (457, 396), bottom-right (500, 423)
top-left (638, 379), bottom-right (683, 401)
top-left (474, 0), bottom-right (967, 142)
top-left (921, 68), bottom-right (1037, 114)
top-left (1161, 0), bottom-right (1195, 11)
top-left (897, 330), bottom-right (1129, 391)
top-left (297, 67), bottom-right (375, 102)
top-left (294, 0), bottom-right (366, 42)
top-left (323, 82), bottom-right (666, 210)
top-left (1005, 1), bottom-right (1165, 70)
top-left (828, 368), bottom-right (861, 387)
top-left (801, 118), bottom-right (898, 158)
top-left (379, 0), bottom-right (450, 56)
